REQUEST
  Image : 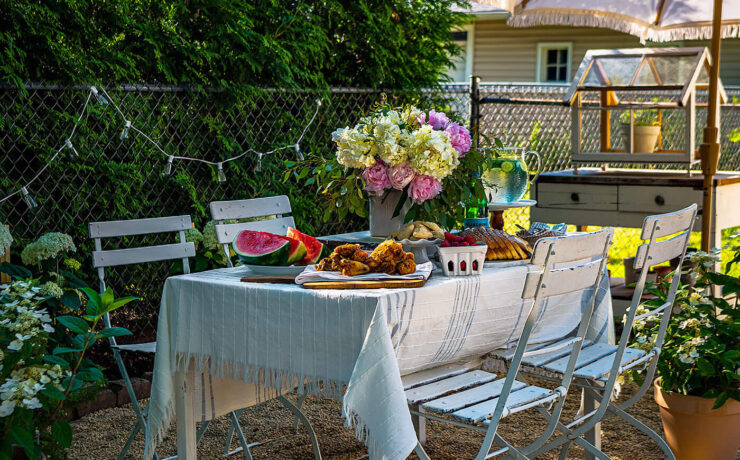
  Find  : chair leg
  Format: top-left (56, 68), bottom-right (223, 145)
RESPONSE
top-left (223, 409), bottom-right (243, 456)
top-left (293, 393), bottom-right (308, 431)
top-left (607, 403), bottom-right (675, 460)
top-left (414, 442), bottom-right (431, 460)
top-left (227, 410), bottom-right (256, 460)
top-left (112, 348), bottom-right (153, 460)
top-left (277, 395), bottom-right (322, 460)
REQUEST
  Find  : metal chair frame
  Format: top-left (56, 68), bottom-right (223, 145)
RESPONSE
top-left (210, 195), bottom-right (321, 460)
top-left (412, 229), bottom-right (614, 460)
top-left (524, 204), bottom-right (697, 460)
top-left (89, 215), bottom-right (250, 460)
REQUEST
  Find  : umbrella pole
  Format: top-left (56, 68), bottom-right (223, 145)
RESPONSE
top-left (699, 0), bottom-right (723, 252)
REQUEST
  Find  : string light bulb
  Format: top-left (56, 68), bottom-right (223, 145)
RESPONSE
top-left (163, 155), bottom-right (174, 176)
top-left (120, 120), bottom-right (132, 140)
top-left (90, 86), bottom-right (108, 106)
top-left (65, 139), bottom-right (79, 157)
top-left (217, 163), bottom-right (227, 183)
top-left (255, 153), bottom-right (263, 172)
top-left (294, 144), bottom-right (304, 161)
top-left (21, 187), bottom-right (38, 210)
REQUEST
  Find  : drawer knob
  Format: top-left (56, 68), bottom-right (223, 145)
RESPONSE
top-left (570, 193), bottom-right (580, 202)
top-left (655, 195), bottom-right (665, 206)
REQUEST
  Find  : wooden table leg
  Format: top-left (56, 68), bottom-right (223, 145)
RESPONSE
top-left (176, 369), bottom-right (196, 460)
top-left (583, 389), bottom-right (601, 460)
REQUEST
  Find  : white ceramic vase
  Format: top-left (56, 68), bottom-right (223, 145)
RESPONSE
top-left (368, 189), bottom-right (410, 237)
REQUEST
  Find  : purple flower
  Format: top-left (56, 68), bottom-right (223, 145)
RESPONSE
top-left (362, 160), bottom-right (391, 193)
top-left (408, 175), bottom-right (443, 204)
top-left (388, 162), bottom-right (416, 190)
top-left (445, 122), bottom-right (472, 157)
top-left (425, 110), bottom-right (450, 130)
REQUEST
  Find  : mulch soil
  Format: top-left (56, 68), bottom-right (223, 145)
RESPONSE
top-left (70, 380), bottom-right (668, 459)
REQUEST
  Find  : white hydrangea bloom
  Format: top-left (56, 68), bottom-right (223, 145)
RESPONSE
top-left (408, 125), bottom-right (459, 180)
top-left (332, 127), bottom-right (376, 169)
top-left (21, 232), bottom-right (76, 266)
top-left (0, 399), bottom-right (15, 417)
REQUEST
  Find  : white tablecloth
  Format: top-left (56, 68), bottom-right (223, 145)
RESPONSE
top-left (144, 264), bottom-right (612, 460)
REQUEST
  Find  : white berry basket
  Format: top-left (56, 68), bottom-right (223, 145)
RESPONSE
top-left (438, 244), bottom-right (487, 277)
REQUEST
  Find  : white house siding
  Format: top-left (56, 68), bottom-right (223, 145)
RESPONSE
top-left (471, 19), bottom-right (740, 86)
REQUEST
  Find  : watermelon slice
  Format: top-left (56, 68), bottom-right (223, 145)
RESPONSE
top-left (286, 227), bottom-right (326, 265)
top-left (274, 236), bottom-right (307, 265)
top-left (233, 230), bottom-right (291, 266)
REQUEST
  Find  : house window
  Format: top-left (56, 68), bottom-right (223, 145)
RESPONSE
top-left (537, 43), bottom-right (572, 83)
top-left (444, 25), bottom-right (474, 83)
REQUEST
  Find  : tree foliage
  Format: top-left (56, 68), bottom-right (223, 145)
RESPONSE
top-left (1, 0), bottom-right (469, 89)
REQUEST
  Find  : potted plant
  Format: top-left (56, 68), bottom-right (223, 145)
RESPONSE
top-left (619, 109), bottom-right (662, 153)
top-left (630, 246), bottom-right (740, 460)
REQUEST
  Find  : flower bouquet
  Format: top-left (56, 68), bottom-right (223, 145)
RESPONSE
top-left (331, 105), bottom-right (471, 235)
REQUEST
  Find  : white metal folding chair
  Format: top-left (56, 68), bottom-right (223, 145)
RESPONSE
top-left (210, 195), bottom-right (321, 460)
top-left (521, 204), bottom-right (697, 460)
top-left (407, 229), bottom-right (614, 460)
top-left (89, 215), bottom-right (250, 460)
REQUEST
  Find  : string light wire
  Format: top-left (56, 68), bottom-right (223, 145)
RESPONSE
top-left (0, 86), bottom-right (322, 206)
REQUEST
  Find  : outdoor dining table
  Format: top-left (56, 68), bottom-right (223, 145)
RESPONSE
top-left (144, 231), bottom-right (614, 460)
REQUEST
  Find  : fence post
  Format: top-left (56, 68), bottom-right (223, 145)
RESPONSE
top-left (469, 75), bottom-right (481, 150)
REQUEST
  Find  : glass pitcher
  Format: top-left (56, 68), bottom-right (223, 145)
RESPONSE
top-left (481, 147), bottom-right (541, 204)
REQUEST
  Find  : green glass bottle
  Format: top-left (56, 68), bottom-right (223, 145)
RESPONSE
top-left (464, 172), bottom-right (489, 229)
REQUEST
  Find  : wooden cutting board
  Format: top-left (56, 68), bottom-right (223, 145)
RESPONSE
top-left (302, 278), bottom-right (428, 290)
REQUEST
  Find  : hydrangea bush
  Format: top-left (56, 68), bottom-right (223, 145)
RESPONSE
top-left (630, 247), bottom-right (740, 409)
top-left (0, 280), bottom-right (135, 458)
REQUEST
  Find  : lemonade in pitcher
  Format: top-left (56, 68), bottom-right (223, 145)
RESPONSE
top-left (481, 147), bottom-right (540, 204)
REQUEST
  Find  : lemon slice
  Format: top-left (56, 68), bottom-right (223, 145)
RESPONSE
top-left (501, 161), bottom-right (514, 172)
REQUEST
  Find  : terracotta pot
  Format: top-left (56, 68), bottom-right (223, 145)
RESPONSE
top-left (368, 189), bottom-right (410, 237)
top-left (654, 378), bottom-right (740, 460)
top-left (621, 124), bottom-right (661, 153)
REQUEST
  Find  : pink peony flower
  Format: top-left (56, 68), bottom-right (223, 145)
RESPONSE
top-left (445, 122), bottom-right (472, 157)
top-left (388, 162), bottom-right (416, 190)
top-left (408, 174), bottom-right (443, 204)
top-left (362, 160), bottom-right (391, 193)
top-left (425, 110), bottom-right (450, 130)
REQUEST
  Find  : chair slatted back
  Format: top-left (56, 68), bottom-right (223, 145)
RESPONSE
top-left (89, 215), bottom-right (195, 345)
top-left (487, 229), bottom-right (614, 435)
top-left (593, 204), bottom-right (696, 418)
top-left (209, 196), bottom-right (295, 268)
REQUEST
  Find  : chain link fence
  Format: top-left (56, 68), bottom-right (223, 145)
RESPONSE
top-left (2, 82), bottom-right (739, 358)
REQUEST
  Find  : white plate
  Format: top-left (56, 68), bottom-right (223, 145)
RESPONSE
top-left (241, 264), bottom-right (308, 276)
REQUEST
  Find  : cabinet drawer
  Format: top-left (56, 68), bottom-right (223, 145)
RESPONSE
top-left (618, 186), bottom-right (702, 213)
top-left (536, 183), bottom-right (618, 210)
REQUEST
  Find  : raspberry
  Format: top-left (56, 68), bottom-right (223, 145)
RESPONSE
top-left (472, 260), bottom-right (479, 271)
top-left (460, 260), bottom-right (467, 271)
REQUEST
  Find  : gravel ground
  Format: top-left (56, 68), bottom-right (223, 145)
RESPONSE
top-left (70, 380), bottom-right (666, 459)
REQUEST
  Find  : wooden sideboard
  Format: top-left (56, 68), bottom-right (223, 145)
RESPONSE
top-left (531, 168), bottom-right (740, 250)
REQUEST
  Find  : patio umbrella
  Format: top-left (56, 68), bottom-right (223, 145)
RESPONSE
top-left (481, 0), bottom-right (740, 251)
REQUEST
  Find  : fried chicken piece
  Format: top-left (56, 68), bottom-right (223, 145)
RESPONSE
top-left (370, 240), bottom-right (406, 265)
top-left (328, 253), bottom-right (344, 270)
top-left (316, 257), bottom-right (333, 271)
top-left (334, 244), bottom-right (370, 263)
top-left (338, 259), bottom-right (370, 276)
top-left (395, 252), bottom-right (416, 275)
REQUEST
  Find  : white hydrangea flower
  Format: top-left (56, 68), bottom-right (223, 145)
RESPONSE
top-left (39, 281), bottom-right (64, 298)
top-left (0, 399), bottom-right (15, 417)
top-left (679, 318), bottom-right (700, 329)
top-left (21, 232), bottom-right (76, 266)
top-left (332, 127), bottom-right (376, 169)
top-left (7, 340), bottom-right (23, 351)
top-left (408, 125), bottom-right (459, 180)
